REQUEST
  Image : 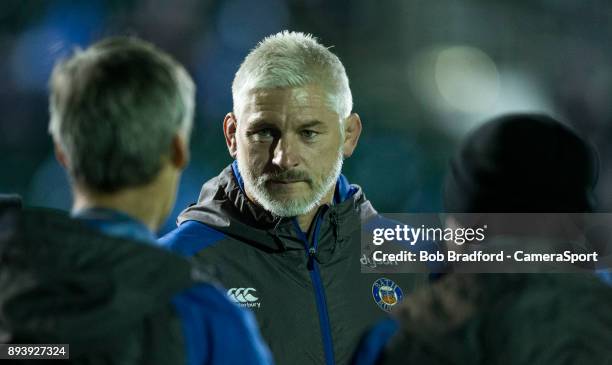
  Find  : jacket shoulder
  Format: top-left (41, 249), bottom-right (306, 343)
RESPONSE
top-left (158, 220), bottom-right (227, 257)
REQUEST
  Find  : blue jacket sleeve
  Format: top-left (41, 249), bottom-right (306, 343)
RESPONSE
top-left (172, 283), bottom-right (274, 365)
top-left (596, 270), bottom-right (612, 286)
top-left (350, 318), bottom-right (399, 365)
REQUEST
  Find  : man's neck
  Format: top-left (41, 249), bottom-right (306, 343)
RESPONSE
top-left (295, 188), bottom-right (335, 233)
top-left (296, 210), bottom-right (319, 233)
top-left (73, 185), bottom-right (168, 232)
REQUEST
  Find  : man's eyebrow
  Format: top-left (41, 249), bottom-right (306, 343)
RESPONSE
top-left (299, 120), bottom-right (326, 129)
top-left (247, 119), bottom-right (278, 129)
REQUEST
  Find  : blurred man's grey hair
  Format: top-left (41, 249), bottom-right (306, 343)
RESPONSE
top-left (49, 36), bottom-right (195, 192)
top-left (232, 30), bottom-right (352, 120)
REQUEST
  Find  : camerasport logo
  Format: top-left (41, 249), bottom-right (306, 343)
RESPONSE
top-left (227, 288), bottom-right (261, 309)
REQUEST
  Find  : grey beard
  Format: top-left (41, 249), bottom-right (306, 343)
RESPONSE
top-left (239, 150), bottom-right (344, 217)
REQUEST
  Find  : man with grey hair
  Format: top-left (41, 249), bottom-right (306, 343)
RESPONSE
top-left (49, 37), bottom-right (195, 226)
top-left (161, 31), bottom-right (429, 365)
top-left (0, 37), bottom-right (272, 365)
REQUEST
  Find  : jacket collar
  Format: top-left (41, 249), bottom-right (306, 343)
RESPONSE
top-left (73, 207), bottom-right (157, 243)
top-left (178, 163), bottom-right (376, 252)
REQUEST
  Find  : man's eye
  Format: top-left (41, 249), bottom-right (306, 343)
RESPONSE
top-left (256, 129), bottom-right (273, 137)
top-left (301, 130), bottom-right (319, 139)
top-left (250, 128), bottom-right (274, 141)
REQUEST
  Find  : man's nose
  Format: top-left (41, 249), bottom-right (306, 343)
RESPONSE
top-left (271, 136), bottom-right (299, 169)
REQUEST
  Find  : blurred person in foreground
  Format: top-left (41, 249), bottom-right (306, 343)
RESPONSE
top-left (352, 114), bottom-right (612, 365)
top-left (160, 31), bottom-right (431, 365)
top-left (0, 37), bottom-right (272, 365)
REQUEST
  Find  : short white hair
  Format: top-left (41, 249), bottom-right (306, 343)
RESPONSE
top-left (232, 31), bottom-right (353, 119)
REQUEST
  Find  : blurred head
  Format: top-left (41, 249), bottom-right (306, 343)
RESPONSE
top-left (49, 36), bottom-right (195, 223)
top-left (223, 31), bottom-right (361, 217)
top-left (444, 113), bottom-right (598, 215)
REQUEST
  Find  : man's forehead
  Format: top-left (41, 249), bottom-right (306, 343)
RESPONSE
top-left (242, 85), bottom-right (332, 111)
top-left (236, 85), bottom-right (342, 128)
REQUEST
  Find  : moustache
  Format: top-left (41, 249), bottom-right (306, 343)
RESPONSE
top-left (259, 170), bottom-right (312, 184)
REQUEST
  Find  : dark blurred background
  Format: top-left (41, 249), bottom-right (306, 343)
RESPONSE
top-left (1, 0), bottom-right (611, 234)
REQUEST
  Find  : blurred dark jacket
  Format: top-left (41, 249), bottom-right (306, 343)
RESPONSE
top-left (376, 274), bottom-right (612, 365)
top-left (0, 203), bottom-right (273, 364)
top-left (0, 206), bottom-right (190, 363)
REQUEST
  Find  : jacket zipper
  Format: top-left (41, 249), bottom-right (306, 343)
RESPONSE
top-left (292, 208), bottom-right (335, 365)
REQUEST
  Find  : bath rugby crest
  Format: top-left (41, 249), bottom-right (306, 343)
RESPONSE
top-left (372, 278), bottom-right (404, 312)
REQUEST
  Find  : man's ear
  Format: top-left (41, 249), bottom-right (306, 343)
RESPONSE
top-left (170, 134), bottom-right (190, 170)
top-left (342, 113), bottom-right (362, 158)
top-left (54, 142), bottom-right (69, 170)
top-left (223, 113), bottom-right (238, 159)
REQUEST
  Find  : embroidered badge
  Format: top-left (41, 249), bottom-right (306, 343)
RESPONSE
top-left (372, 277), bottom-right (403, 312)
top-left (227, 287), bottom-right (261, 309)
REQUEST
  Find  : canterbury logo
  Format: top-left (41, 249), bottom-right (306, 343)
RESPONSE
top-left (227, 288), bottom-right (259, 303)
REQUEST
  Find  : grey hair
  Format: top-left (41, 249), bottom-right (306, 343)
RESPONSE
top-left (49, 36), bottom-right (195, 192)
top-left (232, 31), bottom-right (353, 120)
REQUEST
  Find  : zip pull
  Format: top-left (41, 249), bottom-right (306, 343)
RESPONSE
top-left (307, 247), bottom-right (317, 270)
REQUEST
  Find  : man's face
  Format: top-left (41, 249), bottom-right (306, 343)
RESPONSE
top-left (233, 84), bottom-right (345, 217)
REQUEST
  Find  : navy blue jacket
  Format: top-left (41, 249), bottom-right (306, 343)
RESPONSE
top-left (160, 163), bottom-right (431, 365)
